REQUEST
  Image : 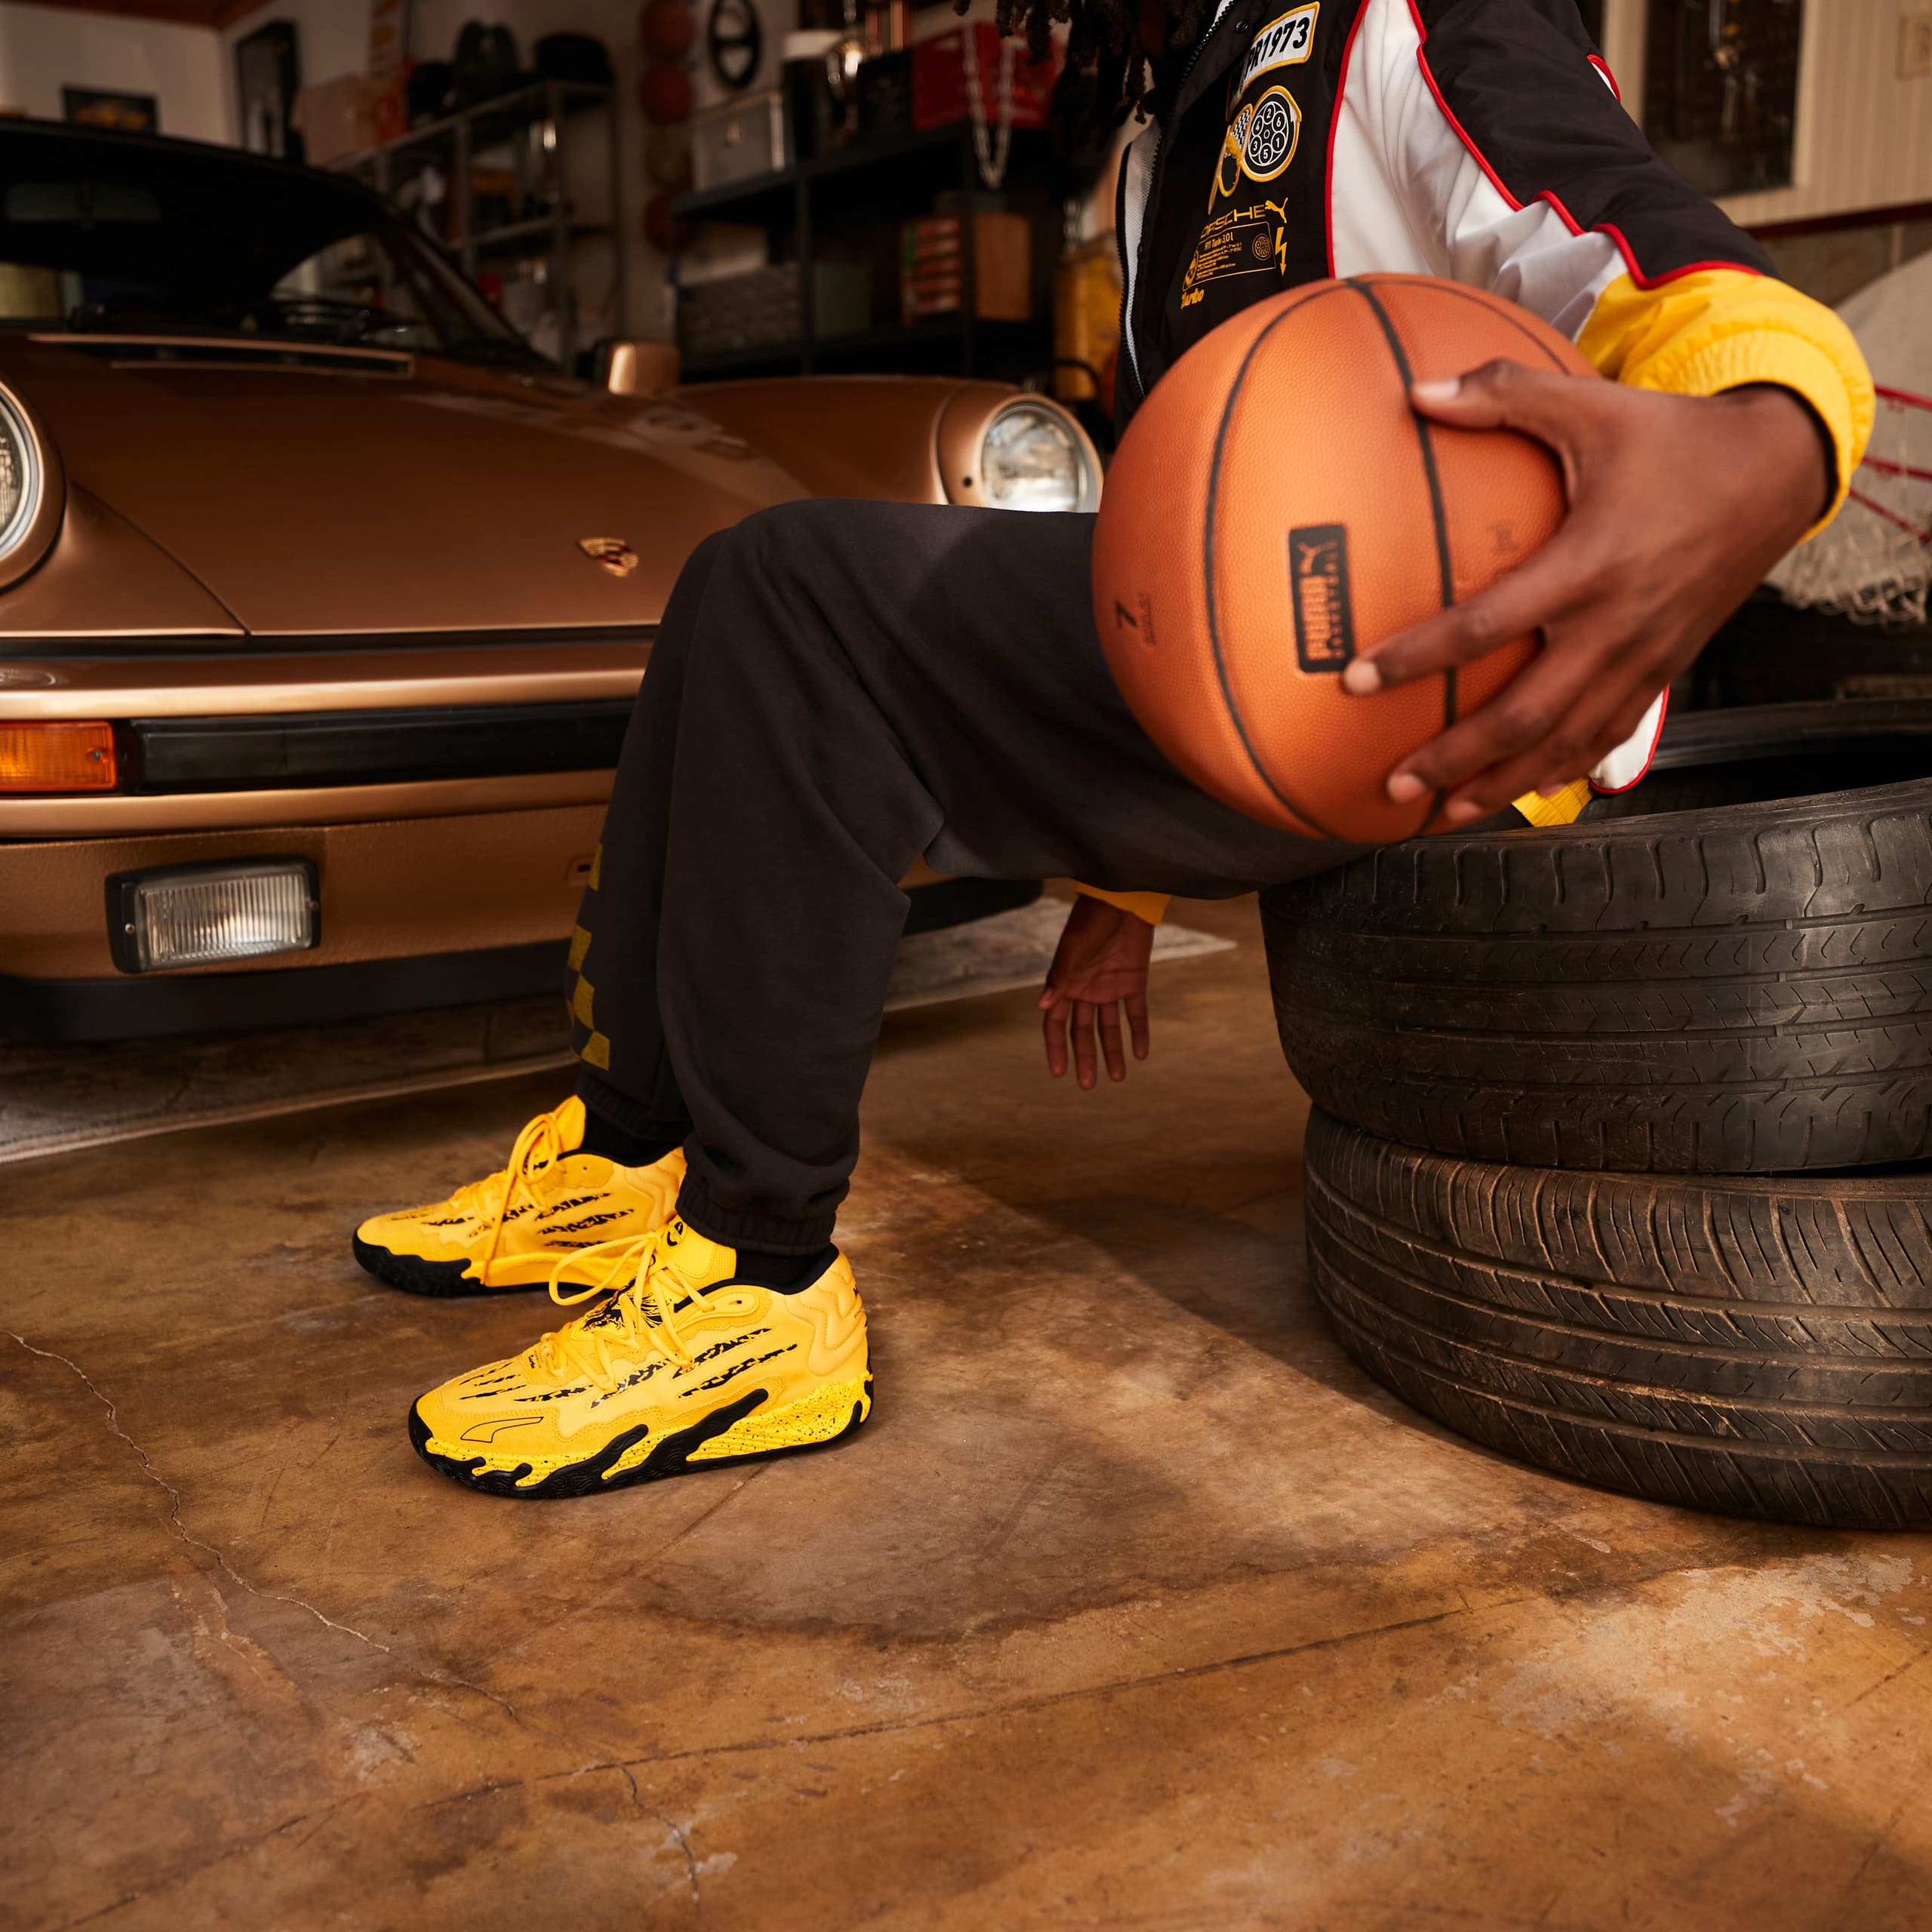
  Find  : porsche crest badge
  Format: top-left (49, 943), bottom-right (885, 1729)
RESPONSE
top-left (578, 537), bottom-right (638, 577)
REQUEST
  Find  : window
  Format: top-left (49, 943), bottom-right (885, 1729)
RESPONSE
top-left (0, 122), bottom-right (547, 366)
top-left (1643, 0), bottom-right (1804, 198)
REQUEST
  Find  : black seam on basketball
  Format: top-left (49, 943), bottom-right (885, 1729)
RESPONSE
top-left (1356, 273), bottom-right (1574, 374)
top-left (1203, 284), bottom-right (1354, 842)
top-left (1352, 279), bottom-right (1458, 836)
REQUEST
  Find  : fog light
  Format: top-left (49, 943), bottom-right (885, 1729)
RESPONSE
top-left (109, 860), bottom-right (318, 973)
top-left (0, 720), bottom-right (118, 792)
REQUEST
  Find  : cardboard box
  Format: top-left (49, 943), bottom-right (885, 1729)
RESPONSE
top-left (898, 211), bottom-right (1031, 324)
top-left (291, 74), bottom-right (383, 165)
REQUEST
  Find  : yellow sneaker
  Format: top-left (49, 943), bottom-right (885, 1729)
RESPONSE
top-left (352, 1096), bottom-right (684, 1297)
top-left (408, 1220), bottom-right (872, 1497)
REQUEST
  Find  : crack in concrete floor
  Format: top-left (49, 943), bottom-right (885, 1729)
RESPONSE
top-left (5, 1327), bottom-right (602, 1764)
top-left (14, 900), bottom-right (1932, 1930)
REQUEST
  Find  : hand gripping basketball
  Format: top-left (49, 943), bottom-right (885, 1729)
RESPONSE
top-left (1091, 275), bottom-right (1595, 844)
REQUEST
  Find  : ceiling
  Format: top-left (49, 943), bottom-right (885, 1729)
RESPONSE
top-left (32, 0), bottom-right (272, 26)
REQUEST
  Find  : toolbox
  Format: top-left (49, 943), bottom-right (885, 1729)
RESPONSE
top-left (680, 261), bottom-right (873, 357)
top-left (690, 89), bottom-right (790, 193)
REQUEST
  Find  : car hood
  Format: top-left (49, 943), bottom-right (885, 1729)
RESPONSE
top-left (2, 337), bottom-right (808, 635)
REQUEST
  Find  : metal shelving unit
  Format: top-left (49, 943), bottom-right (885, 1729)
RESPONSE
top-left (334, 79), bottom-right (625, 367)
top-left (671, 122), bottom-right (1058, 383)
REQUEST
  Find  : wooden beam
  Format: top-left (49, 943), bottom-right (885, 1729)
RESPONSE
top-left (1749, 198), bottom-right (1932, 242)
top-left (27, 0), bottom-right (272, 26)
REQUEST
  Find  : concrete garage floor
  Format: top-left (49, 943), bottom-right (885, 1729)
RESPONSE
top-left (5, 892), bottom-right (1930, 1930)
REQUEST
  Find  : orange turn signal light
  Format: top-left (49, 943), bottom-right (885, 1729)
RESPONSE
top-left (0, 720), bottom-right (119, 794)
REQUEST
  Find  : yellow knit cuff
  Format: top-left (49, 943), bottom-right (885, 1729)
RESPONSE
top-left (1072, 884), bottom-right (1171, 924)
top-left (1579, 270), bottom-right (1875, 541)
top-left (1512, 778), bottom-right (1592, 828)
top-left (1640, 328), bottom-right (1870, 538)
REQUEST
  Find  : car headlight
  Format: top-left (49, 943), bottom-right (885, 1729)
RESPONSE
top-left (981, 401), bottom-right (1098, 513)
top-left (0, 387), bottom-right (41, 561)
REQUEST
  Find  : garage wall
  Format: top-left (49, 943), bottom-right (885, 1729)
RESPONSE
top-left (219, 0), bottom-right (366, 103)
top-left (1597, 0), bottom-right (1932, 226)
top-left (0, 1), bottom-right (231, 141)
top-left (218, 0), bottom-right (801, 345)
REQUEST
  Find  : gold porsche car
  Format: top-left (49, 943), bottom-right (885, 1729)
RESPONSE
top-left (0, 121), bottom-right (1100, 1039)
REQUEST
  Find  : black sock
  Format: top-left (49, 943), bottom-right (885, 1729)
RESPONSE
top-left (733, 1244), bottom-right (838, 1294)
top-left (578, 1103), bottom-right (684, 1171)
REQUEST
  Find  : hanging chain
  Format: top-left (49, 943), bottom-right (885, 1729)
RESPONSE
top-left (962, 25), bottom-right (1016, 192)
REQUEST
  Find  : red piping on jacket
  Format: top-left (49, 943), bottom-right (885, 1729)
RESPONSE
top-left (1589, 688), bottom-right (1671, 796)
top-left (1400, 0), bottom-right (1764, 293)
top-left (1324, 0), bottom-right (1376, 278)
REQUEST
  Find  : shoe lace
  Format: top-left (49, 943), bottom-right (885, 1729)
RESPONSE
top-left (453, 1103), bottom-right (573, 1274)
top-left (534, 1231), bottom-right (711, 1392)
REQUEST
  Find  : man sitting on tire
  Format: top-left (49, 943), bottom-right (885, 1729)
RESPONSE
top-left (352, 0), bottom-right (1874, 1500)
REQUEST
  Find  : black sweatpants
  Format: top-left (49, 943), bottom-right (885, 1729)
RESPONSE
top-left (568, 500), bottom-right (1367, 1253)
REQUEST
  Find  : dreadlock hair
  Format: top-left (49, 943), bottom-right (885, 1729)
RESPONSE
top-left (967, 0), bottom-right (1218, 129)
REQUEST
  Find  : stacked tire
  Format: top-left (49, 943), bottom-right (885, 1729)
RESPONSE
top-left (1264, 699), bottom-right (1932, 1527)
top-left (1701, 589), bottom-right (1932, 709)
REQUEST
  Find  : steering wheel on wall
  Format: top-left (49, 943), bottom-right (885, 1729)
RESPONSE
top-left (706, 0), bottom-right (763, 90)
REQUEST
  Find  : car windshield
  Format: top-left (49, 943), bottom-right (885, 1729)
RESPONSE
top-left (0, 122), bottom-right (548, 368)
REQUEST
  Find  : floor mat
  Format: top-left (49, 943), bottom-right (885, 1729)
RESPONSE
top-left (0, 900), bottom-right (1232, 1165)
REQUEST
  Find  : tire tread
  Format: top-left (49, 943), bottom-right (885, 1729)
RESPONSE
top-left (1304, 1112), bottom-right (1932, 1527)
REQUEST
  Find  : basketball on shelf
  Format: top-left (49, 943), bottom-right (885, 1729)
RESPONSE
top-left (1091, 275), bottom-right (1596, 845)
top-left (640, 0), bottom-right (695, 61)
top-left (638, 59), bottom-right (693, 123)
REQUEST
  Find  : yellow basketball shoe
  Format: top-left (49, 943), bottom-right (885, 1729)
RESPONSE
top-left (408, 1220), bottom-right (872, 1498)
top-left (352, 1096), bottom-right (684, 1297)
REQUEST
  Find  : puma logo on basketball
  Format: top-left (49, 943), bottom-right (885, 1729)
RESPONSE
top-left (1113, 592), bottom-right (1158, 647)
top-left (1288, 524), bottom-right (1355, 672)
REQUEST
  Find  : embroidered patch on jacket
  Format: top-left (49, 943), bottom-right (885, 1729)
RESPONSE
top-left (1184, 201), bottom-right (1289, 303)
top-left (1235, 85), bottom-right (1300, 183)
top-left (1235, 3), bottom-right (1319, 94)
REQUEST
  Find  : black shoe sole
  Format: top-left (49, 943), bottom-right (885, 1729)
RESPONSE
top-left (408, 1378), bottom-right (873, 1500)
top-left (351, 1232), bottom-right (525, 1297)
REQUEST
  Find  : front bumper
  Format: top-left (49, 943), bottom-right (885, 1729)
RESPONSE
top-left (0, 793), bottom-right (610, 1015)
top-left (0, 635), bottom-right (1036, 1041)
top-left (0, 635), bottom-right (644, 1035)
top-left (0, 938), bottom-right (575, 1041)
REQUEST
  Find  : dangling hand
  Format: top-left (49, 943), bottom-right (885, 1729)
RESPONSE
top-left (1038, 895), bottom-right (1154, 1089)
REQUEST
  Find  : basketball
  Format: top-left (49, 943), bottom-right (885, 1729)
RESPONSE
top-left (1092, 275), bottom-right (1598, 844)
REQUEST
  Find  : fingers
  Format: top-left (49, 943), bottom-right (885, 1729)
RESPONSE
top-left (1524, 685), bottom-right (1661, 801)
top-left (1433, 660), bottom-right (1671, 823)
top-left (1072, 1001), bottom-right (1098, 1091)
top-left (1042, 998), bottom-right (1069, 1078)
top-left (1343, 364), bottom-right (1620, 705)
top-left (1043, 996), bottom-right (1147, 1084)
top-left (1097, 1001), bottom-right (1126, 1082)
top-left (1414, 633), bottom-right (1669, 815)
top-left (1342, 528), bottom-right (1604, 703)
top-left (1374, 615), bottom-right (1616, 808)
top-left (1407, 358), bottom-right (1614, 445)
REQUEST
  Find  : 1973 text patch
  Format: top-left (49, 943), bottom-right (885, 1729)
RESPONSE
top-left (1235, 3), bottom-right (1319, 94)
